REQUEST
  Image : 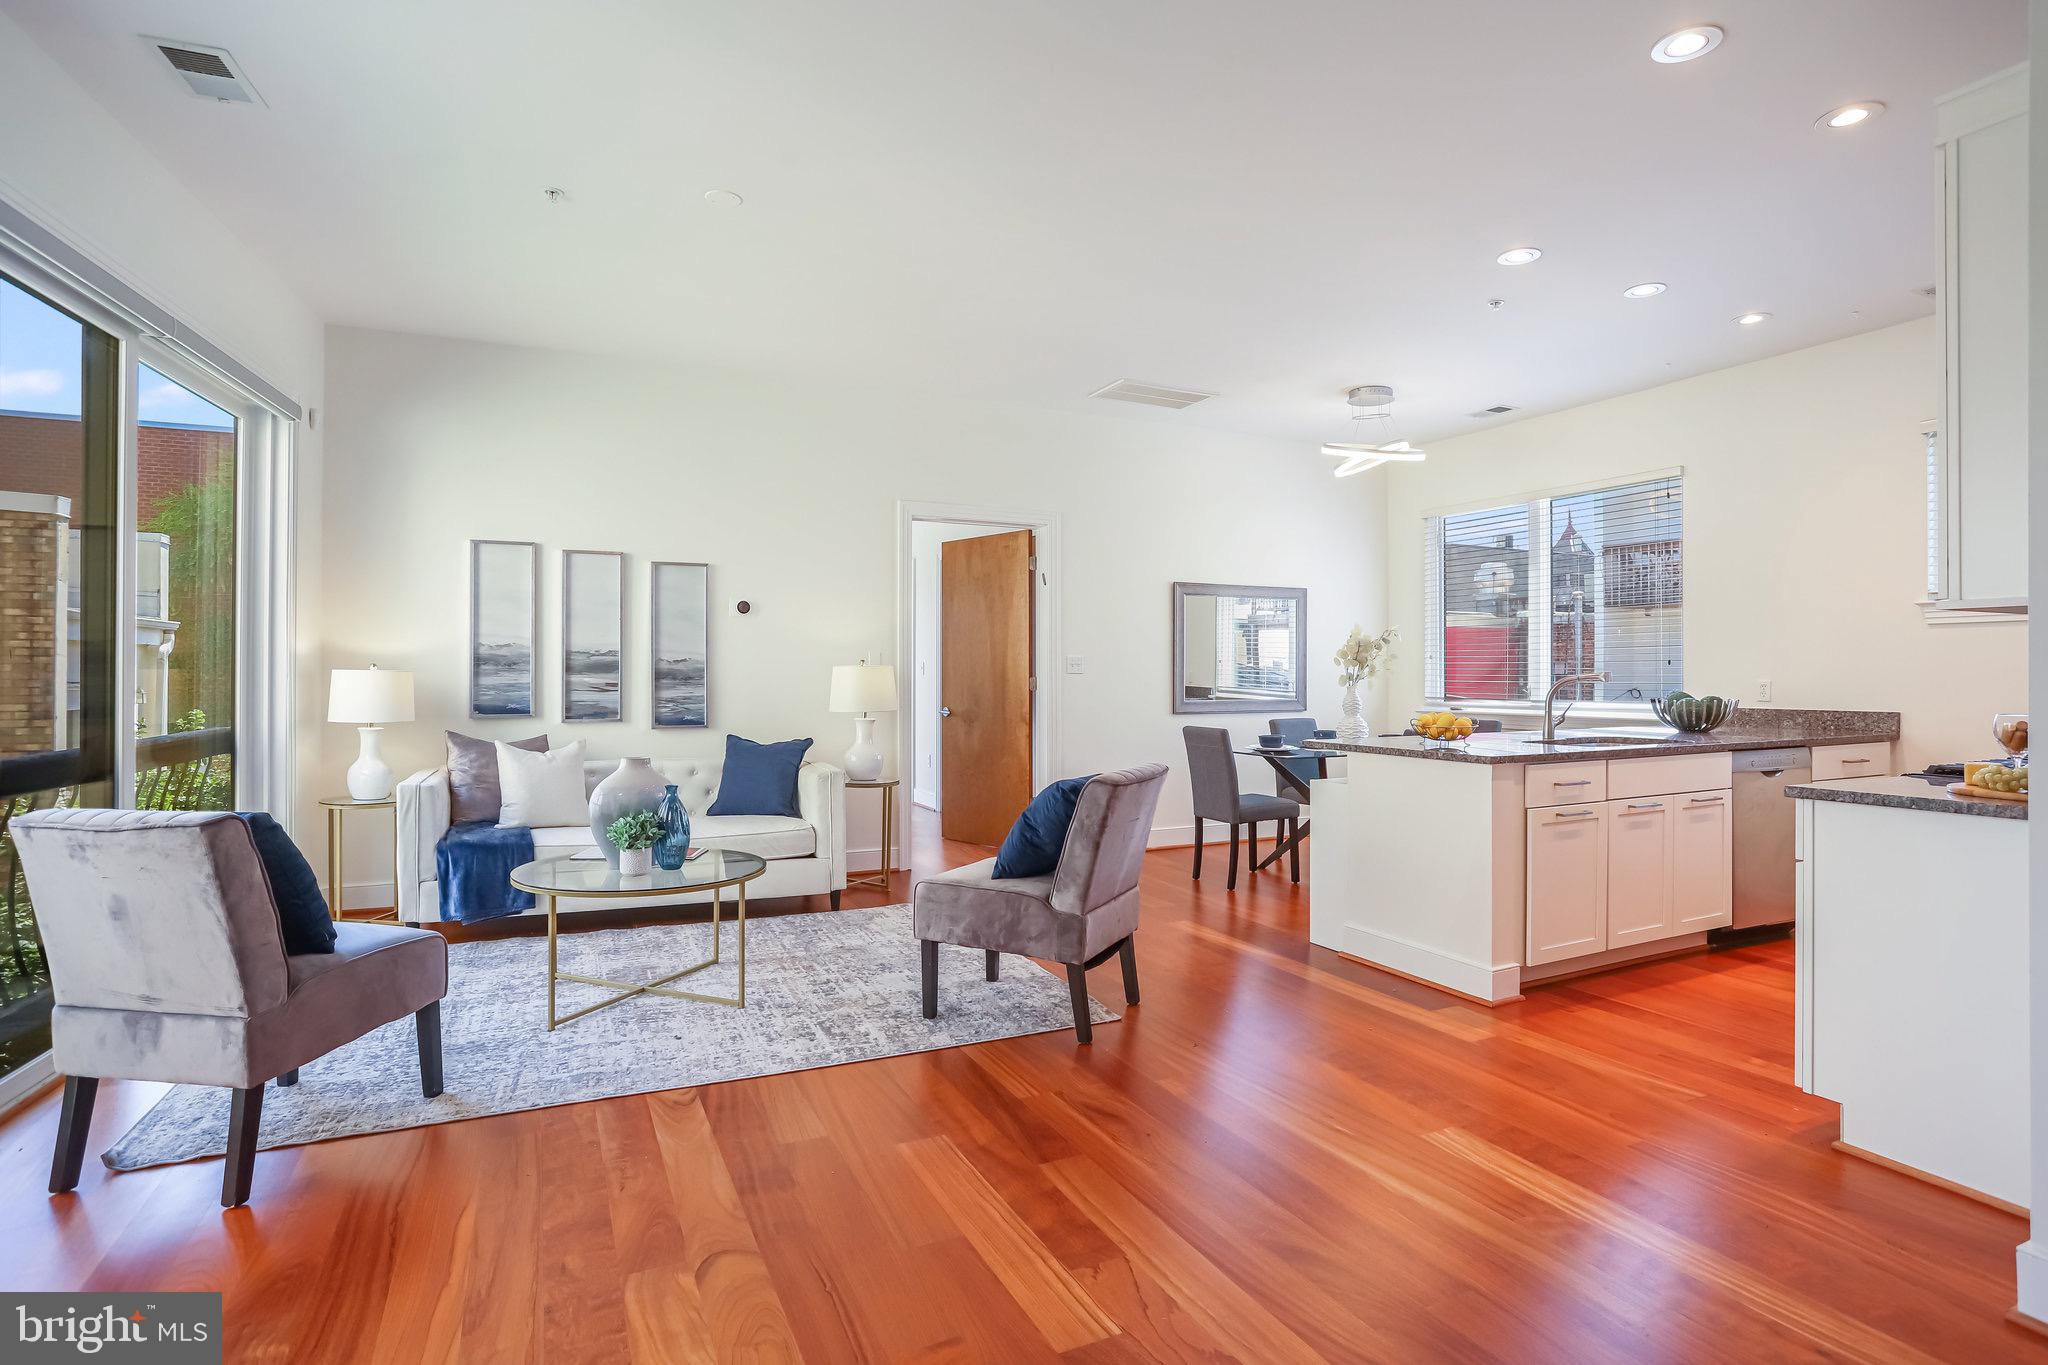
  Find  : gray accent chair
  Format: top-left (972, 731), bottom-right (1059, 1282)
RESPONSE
top-left (913, 764), bottom-right (1167, 1043)
top-left (12, 809), bottom-right (449, 1208)
top-left (1183, 726), bottom-right (1300, 890)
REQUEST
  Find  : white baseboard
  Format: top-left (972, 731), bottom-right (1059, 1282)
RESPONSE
top-left (2017, 1240), bottom-right (2048, 1321)
top-left (1337, 923), bottom-right (1520, 1003)
top-left (912, 787), bottom-right (937, 810)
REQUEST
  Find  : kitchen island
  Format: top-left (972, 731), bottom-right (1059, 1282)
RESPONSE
top-left (1790, 774), bottom-right (2028, 1211)
top-left (1301, 710), bottom-right (1899, 1004)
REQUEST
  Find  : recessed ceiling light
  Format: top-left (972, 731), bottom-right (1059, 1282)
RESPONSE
top-left (1622, 282), bottom-right (1668, 299)
top-left (1651, 26), bottom-right (1724, 63)
top-left (1496, 247), bottom-right (1542, 266)
top-left (1734, 311), bottom-right (1772, 326)
top-left (703, 188), bottom-right (744, 207)
top-left (1817, 102), bottom-right (1885, 130)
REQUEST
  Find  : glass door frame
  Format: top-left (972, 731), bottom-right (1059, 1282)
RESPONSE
top-left (0, 242), bottom-right (299, 1110)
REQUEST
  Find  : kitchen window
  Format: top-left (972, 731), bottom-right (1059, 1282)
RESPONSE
top-left (1423, 472), bottom-right (1684, 710)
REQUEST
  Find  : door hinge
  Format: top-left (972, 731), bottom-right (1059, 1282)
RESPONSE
top-left (1028, 676), bottom-right (1036, 692)
top-left (1028, 555), bottom-right (1036, 572)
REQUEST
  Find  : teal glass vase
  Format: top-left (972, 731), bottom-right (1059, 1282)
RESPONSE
top-left (654, 784), bottom-right (691, 870)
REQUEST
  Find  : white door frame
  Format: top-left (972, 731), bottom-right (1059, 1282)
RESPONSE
top-left (894, 501), bottom-right (1060, 826)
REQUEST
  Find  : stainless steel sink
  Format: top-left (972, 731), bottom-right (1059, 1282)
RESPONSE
top-left (1540, 735), bottom-right (1659, 746)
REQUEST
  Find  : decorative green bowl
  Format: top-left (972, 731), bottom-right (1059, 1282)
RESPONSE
top-left (1650, 693), bottom-right (1739, 733)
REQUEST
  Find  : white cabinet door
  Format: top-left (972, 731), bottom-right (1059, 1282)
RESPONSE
top-left (1670, 789), bottom-right (1733, 933)
top-left (1526, 805), bottom-right (1607, 965)
top-left (1606, 798), bottom-right (1673, 947)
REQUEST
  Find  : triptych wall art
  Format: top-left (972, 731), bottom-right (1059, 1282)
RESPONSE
top-left (467, 540), bottom-right (709, 726)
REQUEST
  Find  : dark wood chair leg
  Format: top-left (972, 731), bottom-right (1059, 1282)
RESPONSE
top-left (277, 1068), bottom-right (298, 1087)
top-left (1227, 824), bottom-right (1240, 890)
top-left (985, 949), bottom-right (1000, 981)
top-left (1066, 963), bottom-right (1093, 1044)
top-left (1289, 818), bottom-right (1301, 884)
top-left (830, 889), bottom-right (842, 911)
top-left (416, 1001), bottom-right (444, 1098)
top-left (48, 1075), bottom-right (98, 1194)
top-left (1191, 817), bottom-right (1203, 880)
top-left (1119, 936), bottom-right (1140, 1005)
top-left (1249, 821), bottom-right (1260, 871)
top-left (920, 938), bottom-right (938, 1019)
top-left (222, 1085), bottom-right (263, 1208)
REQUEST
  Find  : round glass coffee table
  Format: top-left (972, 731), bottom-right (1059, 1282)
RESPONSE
top-left (510, 851), bottom-right (767, 1029)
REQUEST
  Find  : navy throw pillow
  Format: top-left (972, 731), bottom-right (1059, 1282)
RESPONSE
top-left (708, 736), bottom-right (814, 818)
top-left (234, 812), bottom-right (336, 955)
top-left (993, 775), bottom-right (1095, 879)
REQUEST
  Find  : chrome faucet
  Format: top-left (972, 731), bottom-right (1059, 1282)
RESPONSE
top-left (1543, 671), bottom-right (1610, 741)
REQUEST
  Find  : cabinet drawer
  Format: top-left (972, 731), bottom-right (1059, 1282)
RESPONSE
top-left (1811, 742), bottom-right (1891, 781)
top-left (1607, 751), bottom-right (1732, 800)
top-left (1525, 761), bottom-right (1607, 807)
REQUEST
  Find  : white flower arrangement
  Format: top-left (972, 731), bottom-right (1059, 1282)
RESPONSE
top-left (1334, 625), bottom-right (1398, 687)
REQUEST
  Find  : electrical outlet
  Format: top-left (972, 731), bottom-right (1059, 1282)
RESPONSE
top-left (1066, 656), bottom-right (1086, 674)
top-left (1757, 679), bottom-right (1772, 702)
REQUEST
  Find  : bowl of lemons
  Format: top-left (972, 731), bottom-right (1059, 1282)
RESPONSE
top-left (1412, 711), bottom-right (1476, 743)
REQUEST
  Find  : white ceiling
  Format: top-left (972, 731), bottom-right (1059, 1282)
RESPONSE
top-left (1, 1), bottom-right (2027, 443)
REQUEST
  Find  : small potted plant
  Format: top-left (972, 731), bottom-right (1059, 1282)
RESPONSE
top-left (606, 810), bottom-right (663, 876)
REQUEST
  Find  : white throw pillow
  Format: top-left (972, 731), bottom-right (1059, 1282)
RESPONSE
top-left (496, 739), bottom-right (587, 827)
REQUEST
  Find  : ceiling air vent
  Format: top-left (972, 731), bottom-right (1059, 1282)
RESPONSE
top-left (1089, 379), bottom-right (1216, 410)
top-left (1469, 404), bottom-right (1517, 417)
top-left (145, 37), bottom-right (263, 105)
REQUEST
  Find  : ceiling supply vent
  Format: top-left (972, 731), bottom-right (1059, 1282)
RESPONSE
top-left (145, 37), bottom-right (264, 105)
top-left (1089, 379), bottom-right (1216, 410)
top-left (1469, 405), bottom-right (1517, 417)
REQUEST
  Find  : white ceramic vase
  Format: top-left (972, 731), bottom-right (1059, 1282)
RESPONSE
top-left (618, 847), bottom-right (653, 877)
top-left (589, 757), bottom-right (667, 870)
top-left (842, 715), bottom-right (883, 781)
top-left (1336, 680), bottom-right (1369, 742)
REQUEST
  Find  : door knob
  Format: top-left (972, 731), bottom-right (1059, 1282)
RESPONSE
top-left (939, 706), bottom-right (952, 718)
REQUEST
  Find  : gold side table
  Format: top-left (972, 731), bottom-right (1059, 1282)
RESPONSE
top-left (846, 779), bottom-right (899, 890)
top-left (510, 851), bottom-right (768, 1029)
top-left (320, 795), bottom-right (399, 922)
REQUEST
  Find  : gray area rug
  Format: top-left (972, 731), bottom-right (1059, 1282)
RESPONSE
top-left (103, 904), bottom-right (1114, 1171)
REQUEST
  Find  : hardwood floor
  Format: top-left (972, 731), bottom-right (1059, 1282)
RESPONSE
top-left (1, 810), bottom-right (2040, 1362)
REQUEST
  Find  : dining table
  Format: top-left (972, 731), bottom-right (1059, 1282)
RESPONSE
top-left (1231, 743), bottom-right (1332, 871)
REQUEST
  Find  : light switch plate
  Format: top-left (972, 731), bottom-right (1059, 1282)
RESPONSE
top-left (1065, 656), bottom-right (1086, 674)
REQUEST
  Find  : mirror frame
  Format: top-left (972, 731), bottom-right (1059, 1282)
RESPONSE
top-left (1170, 581), bottom-right (1308, 715)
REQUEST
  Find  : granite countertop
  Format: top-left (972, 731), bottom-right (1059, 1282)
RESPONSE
top-left (1303, 708), bottom-right (1901, 766)
top-left (1786, 774), bottom-right (2028, 821)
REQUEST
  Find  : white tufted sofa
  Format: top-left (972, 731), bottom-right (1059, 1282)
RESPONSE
top-left (394, 757), bottom-right (846, 924)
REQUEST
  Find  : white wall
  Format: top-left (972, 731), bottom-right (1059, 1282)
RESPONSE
top-left (0, 12), bottom-right (326, 837)
top-left (1382, 318), bottom-right (2027, 769)
top-left (909, 520), bottom-right (1011, 811)
top-left (318, 326), bottom-right (1387, 901)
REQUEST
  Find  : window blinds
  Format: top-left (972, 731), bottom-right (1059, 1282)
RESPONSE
top-left (1424, 474), bottom-right (1683, 706)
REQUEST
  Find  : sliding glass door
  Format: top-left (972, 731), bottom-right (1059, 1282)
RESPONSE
top-left (0, 272), bottom-right (119, 1080)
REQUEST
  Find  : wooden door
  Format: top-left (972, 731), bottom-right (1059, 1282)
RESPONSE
top-left (1525, 804), bottom-right (1607, 965)
top-left (940, 529), bottom-right (1035, 844)
top-left (1605, 798), bottom-right (1673, 948)
top-left (1670, 789), bottom-right (1734, 933)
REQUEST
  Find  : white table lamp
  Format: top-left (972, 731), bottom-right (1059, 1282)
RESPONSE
top-left (328, 666), bottom-right (415, 800)
top-left (829, 661), bottom-right (897, 782)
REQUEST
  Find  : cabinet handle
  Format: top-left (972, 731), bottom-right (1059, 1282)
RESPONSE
top-left (1841, 757), bottom-right (1872, 765)
top-left (1549, 809), bottom-right (1597, 821)
top-left (1552, 779), bottom-right (1593, 787)
top-left (1625, 802), bottom-right (1663, 811)
top-left (1688, 795), bottom-right (1725, 804)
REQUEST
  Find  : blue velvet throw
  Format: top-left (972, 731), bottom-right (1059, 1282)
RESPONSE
top-left (436, 821), bottom-right (536, 923)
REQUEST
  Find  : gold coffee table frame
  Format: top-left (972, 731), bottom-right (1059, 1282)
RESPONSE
top-left (510, 852), bottom-right (767, 1029)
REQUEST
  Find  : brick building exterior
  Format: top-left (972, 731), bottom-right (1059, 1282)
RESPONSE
top-left (0, 409), bottom-right (232, 520)
top-left (0, 499), bottom-right (64, 760)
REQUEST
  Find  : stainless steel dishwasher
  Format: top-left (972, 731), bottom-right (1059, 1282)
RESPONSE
top-left (1725, 746), bottom-right (1811, 931)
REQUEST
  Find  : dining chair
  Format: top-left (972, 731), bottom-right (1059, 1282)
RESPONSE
top-left (1265, 717), bottom-right (1325, 799)
top-left (1182, 726), bottom-right (1300, 890)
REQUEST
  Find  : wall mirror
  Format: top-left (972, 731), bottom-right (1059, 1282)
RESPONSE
top-left (1172, 582), bottom-right (1307, 714)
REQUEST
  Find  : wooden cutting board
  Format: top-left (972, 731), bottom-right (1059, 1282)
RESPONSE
top-left (1948, 782), bottom-right (2028, 803)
